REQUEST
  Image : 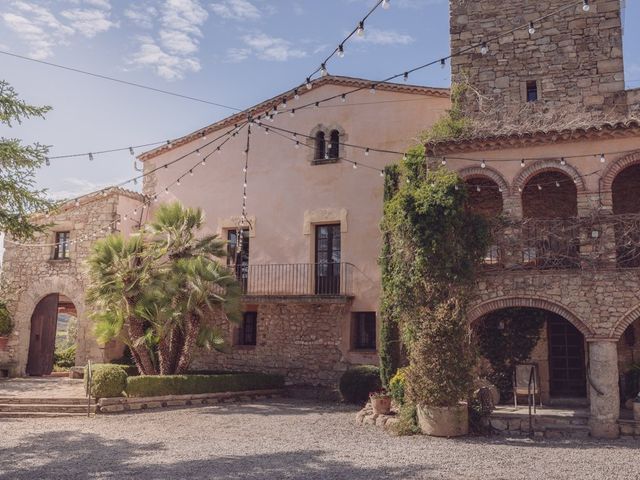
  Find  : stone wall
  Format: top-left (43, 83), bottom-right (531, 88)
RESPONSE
top-left (0, 190), bottom-right (142, 376)
top-left (449, 0), bottom-right (627, 121)
top-left (192, 299), bottom-right (352, 387)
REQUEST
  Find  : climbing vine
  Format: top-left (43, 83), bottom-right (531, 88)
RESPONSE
top-left (380, 147), bottom-right (490, 406)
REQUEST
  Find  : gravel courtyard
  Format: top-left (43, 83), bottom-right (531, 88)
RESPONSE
top-left (0, 398), bottom-right (638, 480)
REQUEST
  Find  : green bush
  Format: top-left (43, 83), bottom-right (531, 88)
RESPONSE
top-left (0, 302), bottom-right (12, 336)
top-left (126, 373), bottom-right (285, 397)
top-left (339, 365), bottom-right (382, 405)
top-left (85, 364), bottom-right (128, 399)
top-left (54, 345), bottom-right (76, 369)
top-left (389, 367), bottom-right (407, 405)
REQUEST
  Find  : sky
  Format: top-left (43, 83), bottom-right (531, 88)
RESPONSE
top-left (0, 0), bottom-right (639, 200)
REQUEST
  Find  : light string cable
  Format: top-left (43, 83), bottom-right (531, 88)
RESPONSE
top-left (4, 122), bottom-right (249, 247)
top-left (270, 0), bottom-right (590, 120)
top-left (306, 0), bottom-right (389, 83)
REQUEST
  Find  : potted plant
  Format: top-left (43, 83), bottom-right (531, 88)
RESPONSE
top-left (634, 394), bottom-right (640, 422)
top-left (370, 390), bottom-right (392, 415)
top-left (0, 302), bottom-right (12, 350)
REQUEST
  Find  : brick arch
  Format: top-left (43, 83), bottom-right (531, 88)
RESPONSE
top-left (600, 150), bottom-right (640, 207)
top-left (512, 159), bottom-right (586, 194)
top-left (467, 296), bottom-right (595, 338)
top-left (458, 166), bottom-right (509, 194)
top-left (609, 304), bottom-right (640, 339)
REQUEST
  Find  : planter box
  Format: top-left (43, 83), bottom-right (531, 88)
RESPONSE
top-left (417, 402), bottom-right (469, 437)
top-left (371, 396), bottom-right (392, 415)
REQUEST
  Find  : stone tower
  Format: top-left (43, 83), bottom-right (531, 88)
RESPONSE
top-left (449, 0), bottom-right (626, 123)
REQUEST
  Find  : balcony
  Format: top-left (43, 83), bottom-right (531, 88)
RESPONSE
top-left (232, 262), bottom-right (355, 298)
top-left (483, 213), bottom-right (640, 271)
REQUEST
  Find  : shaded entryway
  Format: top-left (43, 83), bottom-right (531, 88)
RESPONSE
top-left (26, 294), bottom-right (78, 376)
top-left (474, 307), bottom-right (587, 405)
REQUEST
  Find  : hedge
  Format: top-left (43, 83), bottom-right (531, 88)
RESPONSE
top-left (126, 373), bottom-right (285, 397)
top-left (339, 365), bottom-right (382, 405)
top-left (85, 364), bottom-right (128, 399)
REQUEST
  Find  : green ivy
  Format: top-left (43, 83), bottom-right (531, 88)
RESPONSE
top-left (476, 308), bottom-right (545, 400)
top-left (380, 156), bottom-right (490, 407)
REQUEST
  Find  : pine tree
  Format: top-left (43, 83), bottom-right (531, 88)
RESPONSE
top-left (0, 80), bottom-right (54, 239)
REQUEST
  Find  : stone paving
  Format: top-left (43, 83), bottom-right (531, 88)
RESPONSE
top-left (0, 377), bottom-right (85, 399)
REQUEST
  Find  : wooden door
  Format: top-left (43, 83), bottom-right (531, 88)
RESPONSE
top-left (548, 315), bottom-right (586, 397)
top-left (26, 294), bottom-right (59, 376)
top-left (315, 224), bottom-right (341, 295)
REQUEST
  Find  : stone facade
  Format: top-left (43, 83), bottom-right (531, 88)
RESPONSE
top-left (449, 0), bottom-right (628, 121)
top-left (0, 189), bottom-right (145, 376)
top-left (192, 299), bottom-right (352, 387)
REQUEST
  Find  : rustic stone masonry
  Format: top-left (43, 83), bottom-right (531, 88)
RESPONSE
top-left (0, 189), bottom-right (144, 376)
top-left (449, 0), bottom-right (627, 120)
top-left (192, 299), bottom-right (352, 387)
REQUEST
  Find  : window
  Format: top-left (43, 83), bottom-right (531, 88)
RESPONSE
top-left (314, 131), bottom-right (326, 160)
top-left (315, 224), bottom-right (341, 295)
top-left (526, 80), bottom-right (538, 102)
top-left (227, 229), bottom-right (250, 292)
top-left (237, 312), bottom-right (257, 346)
top-left (353, 312), bottom-right (376, 350)
top-left (328, 130), bottom-right (340, 159)
top-left (53, 231), bottom-right (70, 260)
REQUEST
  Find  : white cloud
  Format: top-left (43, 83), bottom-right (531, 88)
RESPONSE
top-left (1, 0), bottom-right (116, 59)
top-left (226, 47), bottom-right (251, 62)
top-left (237, 33), bottom-right (307, 62)
top-left (128, 0), bottom-right (208, 80)
top-left (210, 0), bottom-right (261, 20)
top-left (50, 176), bottom-right (129, 200)
top-left (352, 26), bottom-right (414, 45)
top-left (124, 3), bottom-right (158, 29)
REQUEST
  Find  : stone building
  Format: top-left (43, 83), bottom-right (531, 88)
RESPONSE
top-left (0, 188), bottom-right (145, 377)
top-left (138, 76), bottom-right (450, 387)
top-left (427, 0), bottom-right (640, 438)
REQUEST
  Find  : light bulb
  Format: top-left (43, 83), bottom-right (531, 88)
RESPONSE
top-left (294, 89), bottom-right (300, 100)
top-left (89, 152), bottom-right (94, 161)
top-left (600, 153), bottom-right (606, 163)
top-left (560, 157), bottom-right (566, 166)
top-left (454, 184), bottom-right (459, 191)
top-left (481, 160), bottom-right (486, 169)
top-left (341, 94), bottom-right (347, 103)
top-left (380, 170), bottom-right (384, 177)
top-left (382, 0), bottom-right (390, 9)
top-left (176, 179), bottom-right (181, 186)
top-left (529, 22), bottom-right (535, 35)
top-left (365, 148), bottom-right (370, 156)
top-left (320, 63), bottom-right (328, 77)
top-left (295, 141), bottom-right (300, 149)
top-left (555, 181), bottom-right (560, 188)
top-left (201, 159), bottom-right (206, 166)
top-left (440, 59), bottom-right (446, 69)
top-left (265, 128), bottom-right (270, 135)
top-left (314, 102), bottom-right (320, 109)
top-left (189, 170), bottom-right (194, 176)
top-left (476, 185), bottom-right (481, 192)
top-left (370, 85), bottom-right (376, 94)
top-left (306, 78), bottom-right (312, 90)
top-left (356, 21), bottom-right (365, 37)
top-left (290, 109), bottom-right (296, 117)
top-left (480, 42), bottom-right (488, 55)
top-left (129, 147), bottom-right (134, 156)
top-left (338, 44), bottom-right (345, 58)
top-left (520, 159), bottom-right (525, 168)
top-left (537, 184), bottom-right (542, 191)
top-left (403, 72), bottom-right (409, 82)
top-left (441, 158), bottom-right (447, 166)
top-left (582, 0), bottom-right (590, 12)
top-left (45, 157), bottom-right (50, 166)
top-left (196, 149), bottom-right (201, 156)
top-left (353, 162), bottom-right (358, 169)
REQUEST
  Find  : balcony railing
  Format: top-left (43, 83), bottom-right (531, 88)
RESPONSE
top-left (232, 262), bottom-right (355, 297)
top-left (483, 213), bottom-right (640, 271)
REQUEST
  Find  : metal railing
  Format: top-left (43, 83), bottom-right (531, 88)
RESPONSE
top-left (85, 359), bottom-right (93, 417)
top-left (232, 262), bottom-right (355, 297)
top-left (482, 213), bottom-right (640, 271)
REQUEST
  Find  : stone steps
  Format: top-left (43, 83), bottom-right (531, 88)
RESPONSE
top-left (0, 399), bottom-right (96, 417)
top-left (0, 397), bottom-right (90, 405)
top-left (0, 411), bottom-right (90, 419)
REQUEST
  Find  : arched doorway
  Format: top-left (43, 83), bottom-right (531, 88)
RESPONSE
top-left (474, 307), bottom-right (587, 404)
top-left (521, 171), bottom-right (579, 269)
top-left (26, 294), bottom-right (77, 376)
top-left (612, 164), bottom-right (640, 267)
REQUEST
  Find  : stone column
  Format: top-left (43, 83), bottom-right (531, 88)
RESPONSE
top-left (587, 339), bottom-right (620, 439)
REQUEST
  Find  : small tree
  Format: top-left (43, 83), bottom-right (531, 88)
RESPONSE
top-left (0, 80), bottom-right (54, 239)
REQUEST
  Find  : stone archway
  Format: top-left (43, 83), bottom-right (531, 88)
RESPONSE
top-left (468, 296), bottom-right (594, 338)
top-left (13, 277), bottom-right (93, 376)
top-left (610, 304), bottom-right (640, 340)
top-left (512, 159), bottom-right (586, 194)
top-left (600, 150), bottom-right (640, 208)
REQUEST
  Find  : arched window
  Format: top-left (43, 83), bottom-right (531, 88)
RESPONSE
top-left (465, 177), bottom-right (504, 266)
top-left (328, 130), bottom-right (340, 159)
top-left (612, 164), bottom-right (640, 267)
top-left (314, 131), bottom-right (326, 160)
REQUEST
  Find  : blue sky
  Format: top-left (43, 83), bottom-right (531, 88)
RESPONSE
top-left (0, 0), bottom-right (639, 199)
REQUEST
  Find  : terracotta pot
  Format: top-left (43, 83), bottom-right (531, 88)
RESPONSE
top-left (634, 402), bottom-right (640, 421)
top-left (0, 336), bottom-right (8, 351)
top-left (371, 396), bottom-right (392, 415)
top-left (417, 402), bottom-right (469, 437)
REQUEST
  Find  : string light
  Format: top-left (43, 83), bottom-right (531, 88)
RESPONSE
top-left (441, 157), bottom-right (447, 166)
top-left (129, 147), bottom-right (134, 156)
top-left (440, 58), bottom-right (446, 69)
top-left (582, 0), bottom-right (590, 12)
top-left (480, 42), bottom-right (489, 55)
top-left (537, 184), bottom-right (543, 191)
top-left (403, 72), bottom-right (409, 82)
top-left (528, 22), bottom-right (536, 35)
top-left (520, 159), bottom-right (525, 168)
top-left (353, 162), bottom-right (358, 169)
top-left (294, 89), bottom-right (300, 100)
top-left (341, 94), bottom-right (347, 103)
top-left (476, 185), bottom-right (481, 192)
top-left (380, 170), bottom-right (385, 177)
top-left (365, 148), bottom-right (370, 156)
top-left (338, 44), bottom-right (345, 58)
top-left (560, 158), bottom-right (566, 166)
top-left (382, 0), bottom-right (390, 10)
top-left (89, 152), bottom-right (94, 161)
top-left (600, 153), bottom-right (606, 163)
top-left (370, 84), bottom-right (376, 94)
top-left (45, 157), bottom-right (50, 166)
top-left (481, 160), bottom-right (486, 169)
top-left (356, 21), bottom-right (365, 37)
top-left (320, 63), bottom-right (328, 77)
top-left (306, 78), bottom-right (312, 90)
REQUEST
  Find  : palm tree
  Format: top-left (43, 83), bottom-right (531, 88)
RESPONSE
top-left (86, 234), bottom-right (158, 375)
top-left (147, 202), bottom-right (241, 374)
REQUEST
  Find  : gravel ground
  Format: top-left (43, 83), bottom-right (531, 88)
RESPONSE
top-left (0, 398), bottom-right (638, 480)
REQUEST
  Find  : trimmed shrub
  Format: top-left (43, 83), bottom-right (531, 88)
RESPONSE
top-left (54, 345), bottom-right (76, 369)
top-left (339, 365), bottom-right (382, 405)
top-left (85, 364), bottom-right (128, 399)
top-left (389, 367), bottom-right (407, 406)
top-left (126, 373), bottom-right (284, 397)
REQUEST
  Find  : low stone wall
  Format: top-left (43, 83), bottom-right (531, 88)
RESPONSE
top-left (97, 389), bottom-right (284, 413)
